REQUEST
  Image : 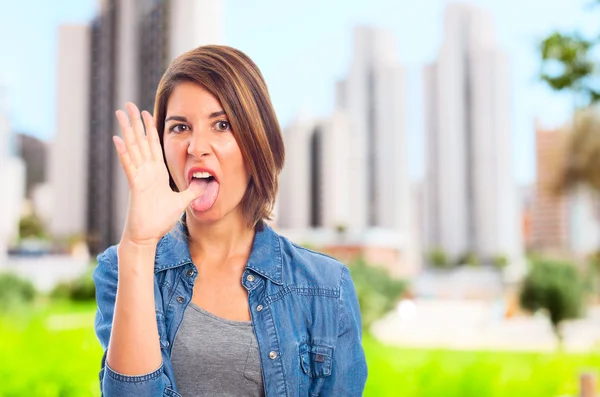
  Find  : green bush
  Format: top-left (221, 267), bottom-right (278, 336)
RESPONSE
top-left (519, 259), bottom-right (586, 346)
top-left (50, 268), bottom-right (96, 302)
top-left (427, 248), bottom-right (450, 269)
top-left (0, 272), bottom-right (36, 313)
top-left (456, 251), bottom-right (479, 267)
top-left (348, 257), bottom-right (407, 329)
top-left (19, 214), bottom-right (47, 240)
top-left (492, 254), bottom-right (508, 269)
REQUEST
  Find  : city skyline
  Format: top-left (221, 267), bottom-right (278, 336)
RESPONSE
top-left (0, 0), bottom-right (597, 186)
top-left (1, 1), bottom-right (597, 263)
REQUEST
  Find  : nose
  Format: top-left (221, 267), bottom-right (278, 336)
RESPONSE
top-left (187, 128), bottom-right (212, 158)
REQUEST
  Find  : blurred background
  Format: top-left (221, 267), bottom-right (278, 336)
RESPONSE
top-left (1, 0), bottom-right (600, 396)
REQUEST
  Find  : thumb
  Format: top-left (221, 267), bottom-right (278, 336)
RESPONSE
top-left (179, 183), bottom-right (206, 207)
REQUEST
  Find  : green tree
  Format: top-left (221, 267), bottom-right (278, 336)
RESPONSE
top-left (539, 32), bottom-right (598, 106)
top-left (539, 5), bottom-right (600, 290)
top-left (348, 257), bottom-right (407, 329)
top-left (519, 259), bottom-right (586, 348)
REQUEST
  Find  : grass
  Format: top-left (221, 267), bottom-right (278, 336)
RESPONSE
top-left (364, 334), bottom-right (600, 397)
top-left (0, 301), bottom-right (102, 397)
top-left (1, 301), bottom-right (599, 396)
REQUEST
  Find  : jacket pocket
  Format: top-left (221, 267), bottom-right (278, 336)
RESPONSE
top-left (299, 343), bottom-right (333, 378)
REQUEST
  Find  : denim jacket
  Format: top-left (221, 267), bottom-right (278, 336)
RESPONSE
top-left (93, 221), bottom-right (368, 396)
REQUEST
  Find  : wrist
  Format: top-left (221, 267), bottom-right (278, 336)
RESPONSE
top-left (120, 229), bottom-right (161, 247)
top-left (117, 239), bottom-right (157, 277)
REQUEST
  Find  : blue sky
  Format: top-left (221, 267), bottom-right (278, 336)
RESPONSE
top-left (0, 0), bottom-right (596, 184)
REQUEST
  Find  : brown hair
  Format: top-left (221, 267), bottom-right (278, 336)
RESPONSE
top-left (154, 45), bottom-right (285, 228)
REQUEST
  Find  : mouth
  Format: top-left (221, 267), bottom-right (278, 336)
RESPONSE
top-left (187, 167), bottom-right (220, 212)
top-left (190, 171), bottom-right (216, 184)
top-left (187, 168), bottom-right (219, 185)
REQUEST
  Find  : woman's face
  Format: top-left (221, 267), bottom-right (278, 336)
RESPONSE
top-left (163, 81), bottom-right (250, 225)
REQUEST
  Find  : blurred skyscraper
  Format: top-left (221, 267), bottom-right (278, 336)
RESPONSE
top-left (530, 122), bottom-right (569, 252)
top-left (0, 94), bottom-right (25, 266)
top-left (16, 133), bottom-right (48, 199)
top-left (278, 111), bottom-right (352, 229)
top-left (278, 26), bottom-right (420, 276)
top-left (52, 0), bottom-right (221, 254)
top-left (280, 26), bottom-right (411, 232)
top-left (423, 3), bottom-right (522, 264)
top-left (50, 24), bottom-right (90, 242)
top-left (336, 26), bottom-right (410, 233)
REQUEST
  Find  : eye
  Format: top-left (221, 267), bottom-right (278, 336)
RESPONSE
top-left (168, 124), bottom-right (190, 134)
top-left (213, 120), bottom-right (231, 132)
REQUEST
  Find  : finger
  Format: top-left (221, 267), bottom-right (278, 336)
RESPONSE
top-left (116, 109), bottom-right (143, 167)
top-left (113, 136), bottom-right (136, 183)
top-left (179, 183), bottom-right (206, 208)
top-left (126, 102), bottom-right (152, 161)
top-left (142, 111), bottom-right (164, 162)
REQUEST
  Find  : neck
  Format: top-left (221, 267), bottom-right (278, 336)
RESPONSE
top-left (185, 209), bottom-right (255, 266)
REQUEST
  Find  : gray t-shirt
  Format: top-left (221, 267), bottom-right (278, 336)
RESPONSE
top-left (171, 302), bottom-right (265, 397)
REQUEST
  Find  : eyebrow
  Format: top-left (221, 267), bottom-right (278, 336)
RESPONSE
top-left (165, 115), bottom-right (188, 123)
top-left (164, 111), bottom-right (227, 123)
top-left (208, 110), bottom-right (226, 119)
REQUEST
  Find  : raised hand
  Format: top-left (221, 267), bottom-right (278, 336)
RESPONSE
top-left (113, 102), bottom-right (203, 246)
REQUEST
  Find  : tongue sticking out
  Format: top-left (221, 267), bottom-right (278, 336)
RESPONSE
top-left (189, 178), bottom-right (219, 212)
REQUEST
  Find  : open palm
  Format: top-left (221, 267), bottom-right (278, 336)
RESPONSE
top-left (114, 103), bottom-right (203, 246)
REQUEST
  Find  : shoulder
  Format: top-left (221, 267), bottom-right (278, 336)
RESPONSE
top-left (93, 244), bottom-right (120, 287)
top-left (276, 232), bottom-right (349, 287)
top-left (97, 244), bottom-right (119, 266)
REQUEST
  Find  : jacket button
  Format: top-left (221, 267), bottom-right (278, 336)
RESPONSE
top-left (176, 296), bottom-right (184, 303)
top-left (246, 274), bottom-right (255, 282)
top-left (256, 305), bottom-right (263, 312)
top-left (269, 351), bottom-right (277, 360)
top-left (186, 269), bottom-right (194, 277)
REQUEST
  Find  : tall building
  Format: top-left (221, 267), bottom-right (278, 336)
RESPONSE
top-left (530, 123), bottom-right (569, 252)
top-left (50, 24), bottom-right (91, 241)
top-left (277, 115), bottom-right (313, 230)
top-left (278, 112), bottom-right (352, 229)
top-left (279, 26), bottom-right (410, 234)
top-left (277, 26), bottom-right (420, 275)
top-left (0, 97), bottom-right (25, 266)
top-left (58, 0), bottom-right (222, 254)
top-left (335, 26), bottom-right (410, 233)
top-left (424, 3), bottom-right (522, 263)
top-left (16, 133), bottom-right (48, 198)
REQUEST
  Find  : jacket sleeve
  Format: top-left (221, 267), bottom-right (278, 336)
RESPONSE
top-left (320, 266), bottom-right (368, 395)
top-left (93, 246), bottom-right (167, 397)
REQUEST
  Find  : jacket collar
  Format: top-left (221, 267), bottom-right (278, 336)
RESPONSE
top-left (154, 216), bottom-right (283, 285)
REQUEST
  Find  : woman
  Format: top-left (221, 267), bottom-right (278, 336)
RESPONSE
top-left (93, 45), bottom-right (367, 397)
